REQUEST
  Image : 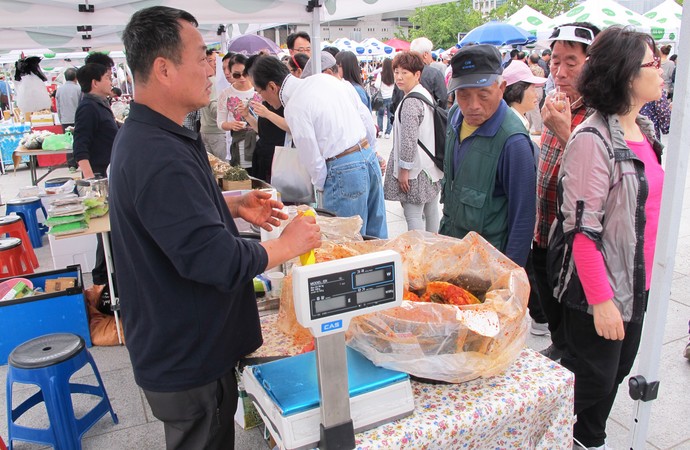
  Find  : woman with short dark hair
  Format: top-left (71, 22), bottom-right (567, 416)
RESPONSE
top-left (383, 51), bottom-right (442, 232)
top-left (552, 26), bottom-right (665, 449)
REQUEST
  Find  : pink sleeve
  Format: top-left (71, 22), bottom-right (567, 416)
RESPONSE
top-left (572, 233), bottom-right (614, 305)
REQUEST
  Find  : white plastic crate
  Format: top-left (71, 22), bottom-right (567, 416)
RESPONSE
top-left (48, 233), bottom-right (97, 272)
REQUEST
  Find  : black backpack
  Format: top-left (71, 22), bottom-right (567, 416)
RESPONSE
top-left (397, 92), bottom-right (447, 171)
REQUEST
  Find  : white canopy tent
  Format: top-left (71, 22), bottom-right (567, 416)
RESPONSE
top-left (537, 0), bottom-right (669, 42)
top-left (644, 0), bottom-right (683, 42)
top-left (505, 5), bottom-right (551, 36)
top-left (0, 0), bottom-right (687, 447)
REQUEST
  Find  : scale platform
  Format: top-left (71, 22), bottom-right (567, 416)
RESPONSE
top-left (243, 346), bottom-right (415, 450)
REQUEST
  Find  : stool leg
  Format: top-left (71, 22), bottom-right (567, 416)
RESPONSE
top-left (46, 376), bottom-right (82, 450)
top-left (86, 351), bottom-right (119, 425)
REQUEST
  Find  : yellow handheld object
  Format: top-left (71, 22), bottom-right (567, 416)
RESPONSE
top-left (299, 210), bottom-right (316, 266)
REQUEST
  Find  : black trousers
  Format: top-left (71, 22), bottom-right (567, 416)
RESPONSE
top-left (531, 246), bottom-right (566, 348)
top-left (561, 306), bottom-right (644, 447)
top-left (144, 370), bottom-right (239, 450)
top-left (526, 249), bottom-right (547, 324)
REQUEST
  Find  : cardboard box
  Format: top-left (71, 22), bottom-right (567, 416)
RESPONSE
top-left (0, 265), bottom-right (91, 365)
top-left (44, 277), bottom-right (77, 293)
top-left (30, 113), bottom-right (54, 126)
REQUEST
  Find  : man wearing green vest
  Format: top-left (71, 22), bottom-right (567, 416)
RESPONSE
top-left (440, 45), bottom-right (536, 267)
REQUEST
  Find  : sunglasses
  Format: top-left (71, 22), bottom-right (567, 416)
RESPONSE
top-left (640, 56), bottom-right (661, 70)
top-left (549, 25), bottom-right (595, 45)
top-left (231, 72), bottom-right (246, 79)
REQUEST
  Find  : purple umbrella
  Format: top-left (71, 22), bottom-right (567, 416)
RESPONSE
top-left (227, 34), bottom-right (282, 55)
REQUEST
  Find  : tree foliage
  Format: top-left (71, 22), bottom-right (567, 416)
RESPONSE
top-left (488, 0), bottom-right (579, 21)
top-left (400, 0), bottom-right (484, 49)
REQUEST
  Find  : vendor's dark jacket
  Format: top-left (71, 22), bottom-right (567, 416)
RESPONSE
top-left (439, 100), bottom-right (536, 267)
top-left (109, 102), bottom-right (267, 392)
top-left (72, 93), bottom-right (118, 174)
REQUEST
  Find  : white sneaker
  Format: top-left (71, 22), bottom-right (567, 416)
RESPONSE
top-left (530, 321), bottom-right (550, 336)
top-left (384, 133), bottom-right (390, 139)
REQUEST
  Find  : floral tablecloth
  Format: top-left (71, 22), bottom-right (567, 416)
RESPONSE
top-left (251, 313), bottom-right (574, 449)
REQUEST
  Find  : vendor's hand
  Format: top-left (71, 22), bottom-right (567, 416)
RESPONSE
top-left (542, 94), bottom-right (572, 146)
top-left (236, 190), bottom-right (288, 231)
top-left (398, 168), bottom-right (410, 194)
top-left (279, 213), bottom-right (321, 256)
top-left (592, 299), bottom-right (625, 341)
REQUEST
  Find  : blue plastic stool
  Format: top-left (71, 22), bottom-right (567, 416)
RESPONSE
top-left (4, 197), bottom-right (48, 249)
top-left (6, 333), bottom-right (119, 450)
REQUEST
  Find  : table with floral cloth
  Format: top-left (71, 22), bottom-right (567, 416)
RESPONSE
top-left (250, 313), bottom-right (575, 449)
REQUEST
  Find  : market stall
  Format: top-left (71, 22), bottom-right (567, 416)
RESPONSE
top-left (249, 313), bottom-right (574, 448)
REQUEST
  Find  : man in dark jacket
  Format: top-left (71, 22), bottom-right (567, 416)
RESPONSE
top-left (112, 7), bottom-right (321, 449)
top-left (74, 63), bottom-right (119, 292)
top-left (74, 63), bottom-right (118, 179)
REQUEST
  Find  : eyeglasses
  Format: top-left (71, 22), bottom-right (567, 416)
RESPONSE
top-left (231, 72), bottom-right (246, 79)
top-left (295, 47), bottom-right (311, 53)
top-left (640, 56), bottom-right (661, 69)
top-left (549, 25), bottom-right (595, 45)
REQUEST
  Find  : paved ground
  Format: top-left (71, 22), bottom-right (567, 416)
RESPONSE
top-left (0, 134), bottom-right (689, 449)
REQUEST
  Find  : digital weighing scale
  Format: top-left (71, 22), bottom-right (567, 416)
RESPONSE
top-left (243, 250), bottom-right (415, 450)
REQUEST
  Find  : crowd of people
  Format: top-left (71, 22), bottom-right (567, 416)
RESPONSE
top-left (11, 5), bottom-right (677, 448)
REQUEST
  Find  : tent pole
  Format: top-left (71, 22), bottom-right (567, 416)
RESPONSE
top-left (310, 0), bottom-right (322, 74)
top-left (627, 5), bottom-right (690, 448)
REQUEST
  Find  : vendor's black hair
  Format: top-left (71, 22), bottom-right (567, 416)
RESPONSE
top-left (287, 31), bottom-right (311, 50)
top-left (248, 55), bottom-right (289, 90)
top-left (122, 6), bottom-right (197, 84)
top-left (579, 26), bottom-right (659, 115)
top-left (503, 81), bottom-right (530, 106)
top-left (76, 63), bottom-right (110, 93)
top-left (85, 52), bottom-right (114, 69)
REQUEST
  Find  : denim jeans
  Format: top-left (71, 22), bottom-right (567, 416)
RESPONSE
top-left (323, 147), bottom-right (388, 238)
top-left (376, 98), bottom-right (393, 135)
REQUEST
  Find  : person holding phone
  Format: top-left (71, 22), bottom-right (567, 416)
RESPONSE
top-left (217, 53), bottom-right (262, 172)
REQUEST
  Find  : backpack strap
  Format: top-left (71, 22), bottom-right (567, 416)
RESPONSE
top-left (573, 126), bottom-right (614, 159)
top-left (397, 91), bottom-right (436, 164)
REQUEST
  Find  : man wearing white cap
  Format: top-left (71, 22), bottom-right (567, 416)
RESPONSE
top-left (439, 44), bottom-right (536, 268)
top-left (533, 22), bottom-right (600, 361)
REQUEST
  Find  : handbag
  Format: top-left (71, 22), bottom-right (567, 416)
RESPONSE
top-left (271, 143), bottom-right (315, 204)
top-left (371, 91), bottom-right (384, 111)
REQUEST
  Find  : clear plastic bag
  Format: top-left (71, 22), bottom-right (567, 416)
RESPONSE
top-left (277, 230), bottom-right (530, 383)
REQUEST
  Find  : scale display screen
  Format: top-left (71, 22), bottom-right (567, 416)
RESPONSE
top-left (307, 263), bottom-right (396, 319)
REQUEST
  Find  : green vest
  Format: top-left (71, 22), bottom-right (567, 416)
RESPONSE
top-left (440, 104), bottom-right (527, 252)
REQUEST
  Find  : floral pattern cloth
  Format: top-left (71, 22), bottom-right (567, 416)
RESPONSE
top-left (250, 314), bottom-right (575, 449)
